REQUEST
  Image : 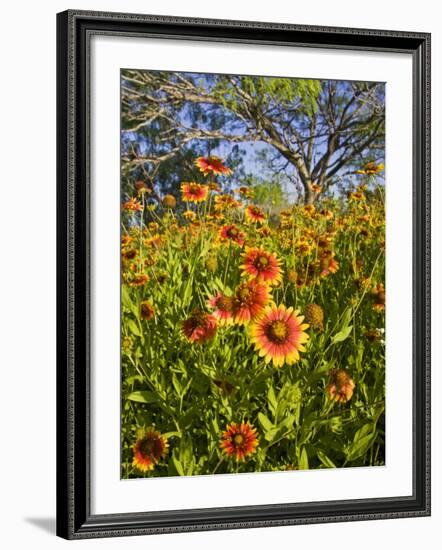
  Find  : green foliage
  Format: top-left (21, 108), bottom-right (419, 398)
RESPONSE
top-left (251, 180), bottom-right (288, 208)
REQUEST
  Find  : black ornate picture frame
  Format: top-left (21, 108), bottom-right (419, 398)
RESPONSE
top-left (56, 10), bottom-right (431, 539)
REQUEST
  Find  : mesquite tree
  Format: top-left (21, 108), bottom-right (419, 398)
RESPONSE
top-left (121, 70), bottom-right (384, 204)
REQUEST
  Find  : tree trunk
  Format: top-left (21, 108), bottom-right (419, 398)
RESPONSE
top-left (304, 182), bottom-right (315, 205)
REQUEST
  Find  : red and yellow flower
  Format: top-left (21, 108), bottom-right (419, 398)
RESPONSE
top-left (320, 208), bottom-right (334, 220)
top-left (121, 248), bottom-right (137, 261)
top-left (123, 197), bottom-right (143, 212)
top-left (207, 181), bottom-right (221, 192)
top-left (214, 194), bottom-right (239, 211)
top-left (311, 183), bottom-right (322, 194)
top-left (208, 292), bottom-right (234, 323)
top-left (258, 226), bottom-right (272, 238)
top-left (250, 305), bottom-right (309, 367)
top-left (181, 182), bottom-right (209, 203)
top-left (319, 251), bottom-right (340, 276)
top-left (303, 204), bottom-right (316, 216)
top-left (231, 280), bottom-right (270, 324)
top-left (220, 422), bottom-right (259, 461)
top-left (295, 238), bottom-right (314, 256)
top-left (219, 224), bottom-right (245, 246)
top-left (240, 247), bottom-right (282, 285)
top-left (140, 301), bottom-right (155, 321)
top-left (245, 205), bottom-right (265, 224)
top-left (356, 162), bottom-right (384, 175)
top-left (132, 428), bottom-right (169, 472)
top-left (372, 283), bottom-right (385, 312)
top-left (183, 210), bottom-right (197, 222)
top-left (182, 309), bottom-right (217, 343)
top-left (326, 369), bottom-right (356, 403)
top-left (134, 181), bottom-right (152, 195)
top-left (237, 186), bottom-right (254, 199)
top-left (195, 156), bottom-right (232, 176)
top-left (128, 273), bottom-right (149, 287)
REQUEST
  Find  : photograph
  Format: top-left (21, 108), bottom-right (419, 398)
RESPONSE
top-left (0, 1), bottom-right (435, 547)
top-left (120, 69), bottom-right (387, 479)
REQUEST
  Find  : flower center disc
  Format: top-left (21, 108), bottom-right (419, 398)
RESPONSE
top-left (238, 288), bottom-right (252, 302)
top-left (140, 438), bottom-right (156, 456)
top-left (234, 434), bottom-right (244, 446)
top-left (269, 320), bottom-right (288, 343)
top-left (255, 255), bottom-right (269, 269)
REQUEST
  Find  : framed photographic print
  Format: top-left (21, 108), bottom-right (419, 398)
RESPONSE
top-left (56, 10), bottom-right (431, 539)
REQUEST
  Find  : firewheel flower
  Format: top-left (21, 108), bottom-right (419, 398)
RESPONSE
top-left (123, 197), bottom-right (143, 212)
top-left (134, 181), bottom-right (152, 195)
top-left (319, 251), bottom-right (339, 276)
top-left (195, 156), bottom-right (232, 176)
top-left (311, 183), bottom-right (322, 193)
top-left (220, 422), bottom-right (259, 461)
top-left (232, 280), bottom-right (270, 324)
top-left (326, 369), bottom-right (356, 403)
top-left (128, 273), bottom-right (149, 287)
top-left (240, 247), bottom-right (282, 285)
top-left (219, 224), bottom-right (245, 246)
top-left (181, 182), bottom-right (209, 203)
top-left (140, 301), bottom-right (155, 321)
top-left (214, 194), bottom-right (240, 211)
top-left (183, 210), bottom-right (197, 222)
top-left (245, 205), bottom-right (266, 223)
top-left (372, 283), bottom-right (385, 312)
top-left (132, 428), bottom-right (169, 473)
top-left (208, 292), bottom-right (234, 323)
top-left (250, 305), bottom-right (309, 367)
top-left (356, 162), bottom-right (384, 175)
top-left (237, 186), bottom-right (254, 199)
top-left (182, 309), bottom-right (217, 344)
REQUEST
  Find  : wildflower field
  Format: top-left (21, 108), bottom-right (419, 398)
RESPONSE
top-left (120, 71), bottom-right (386, 478)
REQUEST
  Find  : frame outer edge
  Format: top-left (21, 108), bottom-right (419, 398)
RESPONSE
top-left (56, 10), bottom-right (70, 540)
top-left (56, 10), bottom-right (431, 539)
top-left (65, 9), bottom-right (429, 40)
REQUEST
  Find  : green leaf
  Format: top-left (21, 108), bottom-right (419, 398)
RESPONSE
top-left (279, 414), bottom-right (295, 431)
top-left (317, 451), bottom-right (336, 468)
top-left (172, 373), bottom-right (182, 396)
top-left (172, 456), bottom-right (185, 476)
top-left (127, 391), bottom-right (158, 404)
top-left (258, 412), bottom-right (274, 433)
top-left (298, 447), bottom-right (309, 470)
top-left (264, 427), bottom-right (280, 442)
top-left (346, 423), bottom-right (377, 461)
top-left (340, 307), bottom-right (353, 331)
top-left (124, 374), bottom-right (144, 385)
top-left (127, 319), bottom-right (141, 337)
top-left (267, 386), bottom-right (278, 417)
top-left (331, 325), bottom-right (353, 344)
top-left (182, 281), bottom-right (193, 308)
top-left (162, 431), bottom-right (181, 439)
top-left (121, 285), bottom-right (133, 309)
top-left (211, 416), bottom-right (220, 437)
top-left (354, 423), bottom-right (374, 441)
top-left (121, 286), bottom-right (139, 317)
top-left (346, 433), bottom-right (376, 462)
